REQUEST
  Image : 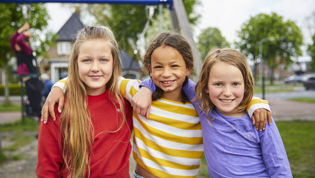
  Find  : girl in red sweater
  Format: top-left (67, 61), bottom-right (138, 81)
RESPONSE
top-left (36, 26), bottom-right (133, 178)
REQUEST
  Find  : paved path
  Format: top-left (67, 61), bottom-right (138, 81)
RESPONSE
top-left (0, 112), bottom-right (21, 124)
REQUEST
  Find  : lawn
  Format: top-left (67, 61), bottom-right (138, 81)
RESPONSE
top-left (0, 103), bottom-right (21, 112)
top-left (0, 119), bottom-right (38, 165)
top-left (198, 121), bottom-right (315, 177)
top-left (288, 97), bottom-right (315, 104)
top-left (1, 119), bottom-right (314, 177)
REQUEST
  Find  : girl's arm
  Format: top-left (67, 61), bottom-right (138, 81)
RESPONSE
top-left (140, 78), bottom-right (272, 130)
top-left (259, 119), bottom-right (293, 177)
top-left (41, 78), bottom-right (67, 123)
top-left (36, 110), bottom-right (63, 177)
top-left (41, 77), bottom-right (145, 123)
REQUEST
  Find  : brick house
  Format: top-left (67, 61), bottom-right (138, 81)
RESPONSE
top-left (43, 12), bottom-right (143, 82)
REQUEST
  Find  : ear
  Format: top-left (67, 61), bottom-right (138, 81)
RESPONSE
top-left (205, 87), bottom-right (209, 94)
top-left (186, 66), bottom-right (193, 76)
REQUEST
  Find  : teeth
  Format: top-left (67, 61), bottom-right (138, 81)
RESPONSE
top-left (220, 99), bottom-right (234, 103)
top-left (161, 80), bottom-right (175, 84)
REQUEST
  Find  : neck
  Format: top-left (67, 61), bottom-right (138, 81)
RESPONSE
top-left (162, 91), bottom-right (182, 102)
top-left (218, 109), bottom-right (246, 118)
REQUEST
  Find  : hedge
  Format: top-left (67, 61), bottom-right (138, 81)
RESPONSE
top-left (0, 83), bottom-right (24, 96)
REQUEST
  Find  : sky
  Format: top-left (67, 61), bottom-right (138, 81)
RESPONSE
top-left (46, 0), bottom-right (315, 59)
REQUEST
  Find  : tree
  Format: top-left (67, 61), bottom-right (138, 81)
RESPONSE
top-left (236, 12), bottom-right (303, 84)
top-left (307, 33), bottom-right (315, 71)
top-left (197, 27), bottom-right (230, 60)
top-left (0, 3), bottom-right (53, 104)
top-left (81, 0), bottom-right (201, 58)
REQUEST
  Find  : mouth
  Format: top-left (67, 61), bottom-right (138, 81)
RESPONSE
top-left (219, 99), bottom-right (235, 103)
top-left (160, 80), bottom-right (176, 87)
top-left (89, 75), bottom-right (102, 79)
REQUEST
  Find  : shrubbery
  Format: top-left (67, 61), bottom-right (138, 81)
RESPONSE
top-left (0, 83), bottom-right (23, 96)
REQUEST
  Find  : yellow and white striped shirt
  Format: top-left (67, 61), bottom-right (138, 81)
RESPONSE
top-left (118, 77), bottom-right (203, 177)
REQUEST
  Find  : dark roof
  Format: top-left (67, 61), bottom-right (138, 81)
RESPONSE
top-left (57, 12), bottom-right (85, 41)
top-left (120, 50), bottom-right (141, 71)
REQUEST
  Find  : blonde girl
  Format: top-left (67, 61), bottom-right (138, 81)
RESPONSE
top-left (36, 26), bottom-right (133, 178)
top-left (194, 48), bottom-right (291, 177)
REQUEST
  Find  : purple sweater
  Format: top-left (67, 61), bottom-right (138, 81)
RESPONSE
top-left (141, 78), bottom-right (292, 177)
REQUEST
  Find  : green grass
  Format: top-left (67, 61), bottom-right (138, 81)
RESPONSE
top-left (0, 118), bottom-right (39, 132)
top-left (0, 103), bottom-right (21, 112)
top-left (0, 150), bottom-right (7, 165)
top-left (288, 98), bottom-right (315, 104)
top-left (0, 119), bottom-right (38, 164)
top-left (254, 84), bottom-right (296, 93)
top-left (3, 134), bottom-right (35, 152)
top-left (277, 121), bottom-right (315, 177)
top-left (198, 121), bottom-right (315, 177)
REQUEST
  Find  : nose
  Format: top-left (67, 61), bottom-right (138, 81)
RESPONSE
top-left (162, 67), bottom-right (171, 78)
top-left (223, 85), bottom-right (232, 96)
top-left (91, 60), bottom-right (99, 72)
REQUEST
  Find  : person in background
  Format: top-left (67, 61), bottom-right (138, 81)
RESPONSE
top-left (10, 22), bottom-right (43, 119)
top-left (40, 73), bottom-right (53, 100)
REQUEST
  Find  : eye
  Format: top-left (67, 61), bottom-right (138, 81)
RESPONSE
top-left (100, 58), bottom-right (109, 62)
top-left (171, 64), bottom-right (179, 68)
top-left (153, 65), bottom-right (162, 69)
top-left (214, 82), bottom-right (222, 87)
top-left (82, 59), bottom-right (91, 63)
top-left (232, 82), bottom-right (240, 86)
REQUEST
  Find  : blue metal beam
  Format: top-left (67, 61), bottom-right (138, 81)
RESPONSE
top-left (0, 0), bottom-right (172, 4)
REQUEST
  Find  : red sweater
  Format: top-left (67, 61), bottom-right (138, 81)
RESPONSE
top-left (36, 90), bottom-right (133, 177)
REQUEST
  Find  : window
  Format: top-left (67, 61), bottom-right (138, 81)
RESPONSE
top-left (57, 42), bottom-right (71, 55)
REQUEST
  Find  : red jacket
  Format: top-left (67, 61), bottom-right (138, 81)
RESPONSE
top-left (36, 90), bottom-right (133, 177)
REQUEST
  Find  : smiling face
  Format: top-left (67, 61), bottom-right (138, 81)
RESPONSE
top-left (207, 61), bottom-right (245, 117)
top-left (150, 45), bottom-right (191, 101)
top-left (78, 39), bottom-right (113, 95)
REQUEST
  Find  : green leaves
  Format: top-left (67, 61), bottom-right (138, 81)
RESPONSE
top-left (236, 12), bottom-right (303, 83)
top-left (197, 27), bottom-right (230, 60)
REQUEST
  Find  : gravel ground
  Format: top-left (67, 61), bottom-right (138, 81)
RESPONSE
top-left (0, 132), bottom-right (37, 178)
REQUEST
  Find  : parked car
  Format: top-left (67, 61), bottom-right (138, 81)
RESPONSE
top-left (303, 76), bottom-right (315, 90)
top-left (284, 74), bottom-right (307, 84)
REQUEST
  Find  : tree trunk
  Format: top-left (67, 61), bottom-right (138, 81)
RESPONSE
top-left (270, 63), bottom-right (275, 85)
top-left (254, 61), bottom-right (259, 81)
top-left (3, 63), bottom-right (11, 105)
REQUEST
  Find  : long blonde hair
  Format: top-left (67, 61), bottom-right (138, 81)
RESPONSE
top-left (60, 26), bottom-right (126, 178)
top-left (196, 48), bottom-right (254, 116)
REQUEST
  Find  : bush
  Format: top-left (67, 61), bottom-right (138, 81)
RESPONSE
top-left (0, 83), bottom-right (24, 96)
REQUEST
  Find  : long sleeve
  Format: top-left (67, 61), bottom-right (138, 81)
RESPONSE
top-left (10, 32), bottom-right (19, 53)
top-left (36, 108), bottom-right (64, 177)
top-left (52, 77), bottom-right (68, 93)
top-left (142, 78), bottom-right (271, 118)
top-left (117, 76), bottom-right (141, 101)
top-left (15, 33), bottom-right (32, 55)
top-left (259, 119), bottom-right (293, 177)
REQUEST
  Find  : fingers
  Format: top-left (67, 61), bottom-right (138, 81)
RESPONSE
top-left (41, 103), bottom-right (49, 124)
top-left (252, 109), bottom-right (270, 131)
top-left (261, 111), bottom-right (267, 131)
top-left (58, 96), bottom-right (64, 113)
top-left (146, 107), bottom-right (150, 118)
top-left (48, 101), bottom-right (56, 121)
